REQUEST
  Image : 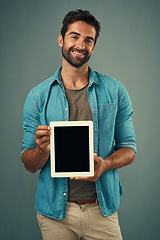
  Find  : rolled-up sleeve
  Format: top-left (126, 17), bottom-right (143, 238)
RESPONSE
top-left (21, 89), bottom-right (40, 155)
top-left (114, 82), bottom-right (137, 153)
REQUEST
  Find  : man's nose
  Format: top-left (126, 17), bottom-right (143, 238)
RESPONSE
top-left (76, 39), bottom-right (85, 49)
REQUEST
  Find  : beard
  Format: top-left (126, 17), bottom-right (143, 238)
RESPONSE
top-left (62, 46), bottom-right (92, 68)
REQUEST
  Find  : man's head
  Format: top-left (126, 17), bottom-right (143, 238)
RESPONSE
top-left (61, 9), bottom-right (101, 44)
top-left (59, 10), bottom-right (101, 68)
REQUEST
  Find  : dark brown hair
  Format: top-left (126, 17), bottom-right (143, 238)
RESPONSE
top-left (61, 9), bottom-right (101, 44)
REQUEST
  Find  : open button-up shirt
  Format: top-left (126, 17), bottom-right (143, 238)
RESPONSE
top-left (22, 67), bottom-right (137, 220)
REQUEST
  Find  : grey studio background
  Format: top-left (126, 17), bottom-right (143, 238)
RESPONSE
top-left (0, 0), bottom-right (159, 239)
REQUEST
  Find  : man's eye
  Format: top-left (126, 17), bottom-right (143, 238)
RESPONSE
top-left (85, 39), bottom-right (92, 44)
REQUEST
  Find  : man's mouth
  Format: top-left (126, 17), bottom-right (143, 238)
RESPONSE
top-left (71, 49), bottom-right (87, 57)
top-left (73, 51), bottom-right (85, 56)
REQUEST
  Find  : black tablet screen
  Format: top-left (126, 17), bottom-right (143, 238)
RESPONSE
top-left (54, 126), bottom-right (90, 172)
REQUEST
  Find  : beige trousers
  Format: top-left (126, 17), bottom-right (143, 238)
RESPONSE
top-left (37, 201), bottom-right (123, 240)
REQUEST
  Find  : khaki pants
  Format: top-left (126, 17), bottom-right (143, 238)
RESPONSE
top-left (37, 201), bottom-right (123, 240)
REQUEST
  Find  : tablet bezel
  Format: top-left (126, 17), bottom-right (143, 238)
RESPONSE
top-left (50, 121), bottom-right (94, 178)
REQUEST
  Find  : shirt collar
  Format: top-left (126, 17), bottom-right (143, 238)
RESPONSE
top-left (49, 66), bottom-right (100, 86)
top-left (88, 67), bottom-right (100, 86)
top-left (49, 67), bottom-right (62, 85)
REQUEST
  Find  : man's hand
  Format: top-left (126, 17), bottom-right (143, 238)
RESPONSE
top-left (35, 125), bottom-right (51, 154)
top-left (22, 125), bottom-right (51, 173)
top-left (70, 147), bottom-right (135, 182)
top-left (70, 153), bottom-right (106, 182)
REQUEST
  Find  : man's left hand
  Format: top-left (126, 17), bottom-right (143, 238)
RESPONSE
top-left (70, 153), bottom-right (107, 182)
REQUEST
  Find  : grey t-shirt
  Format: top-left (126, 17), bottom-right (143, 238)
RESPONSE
top-left (65, 84), bottom-right (97, 201)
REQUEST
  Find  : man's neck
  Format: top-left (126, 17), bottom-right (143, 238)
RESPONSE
top-left (61, 59), bottom-right (89, 90)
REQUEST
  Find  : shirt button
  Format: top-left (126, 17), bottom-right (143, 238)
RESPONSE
top-left (64, 193), bottom-right (66, 196)
top-left (65, 108), bottom-right (68, 111)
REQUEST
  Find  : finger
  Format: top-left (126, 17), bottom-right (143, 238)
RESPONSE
top-left (38, 141), bottom-right (50, 152)
top-left (37, 125), bottom-right (51, 130)
top-left (94, 153), bottom-right (99, 163)
top-left (40, 141), bottom-right (50, 149)
top-left (36, 136), bottom-right (50, 145)
top-left (74, 176), bottom-right (95, 182)
top-left (94, 153), bottom-right (97, 158)
top-left (36, 129), bottom-right (51, 139)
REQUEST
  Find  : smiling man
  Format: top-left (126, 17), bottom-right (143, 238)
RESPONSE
top-left (60, 21), bottom-right (96, 68)
top-left (21, 10), bottom-right (136, 240)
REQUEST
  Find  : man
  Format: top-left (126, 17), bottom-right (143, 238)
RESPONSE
top-left (22, 9), bottom-right (136, 240)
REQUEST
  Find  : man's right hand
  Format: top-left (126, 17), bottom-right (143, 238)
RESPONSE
top-left (35, 125), bottom-right (51, 154)
top-left (22, 125), bottom-right (51, 173)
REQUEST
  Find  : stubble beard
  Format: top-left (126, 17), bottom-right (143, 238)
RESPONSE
top-left (62, 46), bottom-right (91, 68)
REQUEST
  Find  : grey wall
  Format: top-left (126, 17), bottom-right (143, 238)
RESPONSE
top-left (1, 0), bottom-right (159, 239)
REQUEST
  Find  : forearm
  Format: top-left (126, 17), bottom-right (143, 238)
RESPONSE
top-left (21, 145), bottom-right (50, 173)
top-left (104, 147), bottom-right (135, 171)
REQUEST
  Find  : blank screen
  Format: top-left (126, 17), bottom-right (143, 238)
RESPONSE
top-left (54, 126), bottom-right (90, 172)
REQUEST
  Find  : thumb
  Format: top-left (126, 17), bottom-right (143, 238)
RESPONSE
top-left (94, 153), bottom-right (99, 163)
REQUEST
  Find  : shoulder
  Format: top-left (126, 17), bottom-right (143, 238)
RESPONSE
top-left (23, 75), bottom-right (55, 114)
top-left (90, 69), bottom-right (122, 99)
top-left (31, 76), bottom-right (54, 96)
top-left (90, 68), bottom-right (130, 103)
top-left (90, 68), bottom-right (120, 90)
top-left (29, 67), bottom-right (62, 99)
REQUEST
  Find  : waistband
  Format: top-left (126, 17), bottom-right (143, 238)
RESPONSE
top-left (68, 199), bottom-right (97, 204)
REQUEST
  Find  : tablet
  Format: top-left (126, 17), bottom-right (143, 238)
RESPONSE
top-left (50, 121), bottom-right (94, 178)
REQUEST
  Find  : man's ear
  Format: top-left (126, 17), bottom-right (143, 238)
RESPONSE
top-left (92, 43), bottom-right (96, 53)
top-left (58, 34), bottom-right (63, 47)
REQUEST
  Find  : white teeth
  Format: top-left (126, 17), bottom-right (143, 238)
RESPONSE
top-left (73, 51), bottom-right (84, 56)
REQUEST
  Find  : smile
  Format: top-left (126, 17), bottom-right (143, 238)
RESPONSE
top-left (72, 50), bottom-right (86, 56)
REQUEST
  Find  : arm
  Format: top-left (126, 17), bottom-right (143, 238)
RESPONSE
top-left (72, 82), bottom-right (136, 182)
top-left (104, 147), bottom-right (135, 170)
top-left (21, 88), bottom-right (52, 173)
top-left (22, 125), bottom-right (51, 173)
top-left (71, 147), bottom-right (135, 182)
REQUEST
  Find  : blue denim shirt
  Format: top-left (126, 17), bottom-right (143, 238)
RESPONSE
top-left (22, 67), bottom-right (136, 220)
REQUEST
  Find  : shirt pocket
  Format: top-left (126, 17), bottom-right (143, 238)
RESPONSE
top-left (99, 103), bottom-right (117, 132)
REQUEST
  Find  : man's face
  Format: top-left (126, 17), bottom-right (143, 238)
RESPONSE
top-left (59, 21), bottom-right (96, 68)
